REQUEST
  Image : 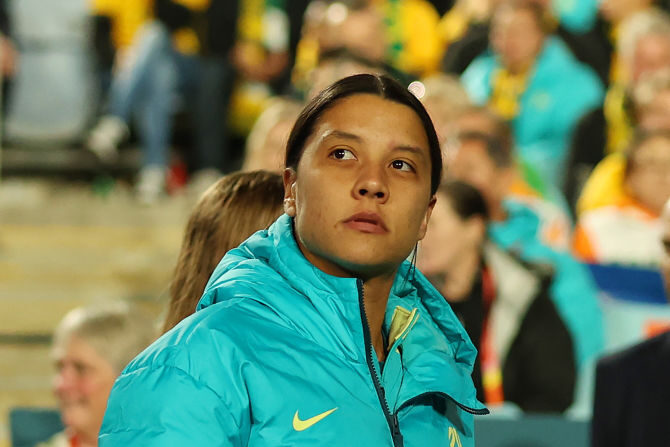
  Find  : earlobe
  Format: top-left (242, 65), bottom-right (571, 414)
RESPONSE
top-left (283, 168), bottom-right (297, 217)
top-left (417, 195), bottom-right (437, 241)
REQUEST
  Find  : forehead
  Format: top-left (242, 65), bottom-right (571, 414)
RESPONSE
top-left (493, 6), bottom-right (539, 28)
top-left (453, 138), bottom-right (495, 164)
top-left (311, 94), bottom-right (430, 147)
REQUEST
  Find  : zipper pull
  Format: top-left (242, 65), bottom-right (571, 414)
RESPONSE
top-left (391, 413), bottom-right (404, 447)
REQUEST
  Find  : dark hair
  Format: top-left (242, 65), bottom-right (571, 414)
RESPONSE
top-left (163, 171), bottom-right (284, 333)
top-left (285, 73), bottom-right (443, 195)
top-left (438, 180), bottom-right (490, 221)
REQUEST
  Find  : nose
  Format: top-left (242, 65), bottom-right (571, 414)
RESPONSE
top-left (53, 366), bottom-right (75, 397)
top-left (353, 164), bottom-right (389, 202)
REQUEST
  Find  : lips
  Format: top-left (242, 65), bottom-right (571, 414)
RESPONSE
top-left (343, 212), bottom-right (389, 234)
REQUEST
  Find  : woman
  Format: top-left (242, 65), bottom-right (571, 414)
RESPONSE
top-left (163, 170), bottom-right (285, 333)
top-left (574, 129), bottom-right (670, 267)
top-left (41, 303), bottom-right (155, 447)
top-left (418, 181), bottom-right (576, 412)
top-left (100, 74), bottom-right (487, 447)
top-left (461, 0), bottom-right (603, 190)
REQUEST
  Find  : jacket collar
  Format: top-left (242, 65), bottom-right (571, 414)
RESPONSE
top-left (200, 214), bottom-right (484, 410)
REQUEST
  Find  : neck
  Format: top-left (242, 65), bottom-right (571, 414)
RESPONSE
top-left (362, 273), bottom-right (396, 363)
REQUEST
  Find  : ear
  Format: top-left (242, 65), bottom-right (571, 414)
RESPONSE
top-left (283, 168), bottom-right (297, 217)
top-left (467, 215), bottom-right (487, 245)
top-left (417, 195), bottom-right (437, 241)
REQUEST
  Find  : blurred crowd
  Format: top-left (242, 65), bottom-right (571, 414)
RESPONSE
top-left (4, 0), bottom-right (670, 444)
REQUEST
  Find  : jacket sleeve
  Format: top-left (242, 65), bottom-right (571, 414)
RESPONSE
top-left (99, 365), bottom-right (248, 447)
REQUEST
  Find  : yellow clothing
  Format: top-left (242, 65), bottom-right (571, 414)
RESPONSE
top-left (293, 0), bottom-right (442, 84)
top-left (90, 0), bottom-right (153, 50)
top-left (576, 153), bottom-right (627, 216)
top-left (388, 0), bottom-right (443, 76)
top-left (603, 83), bottom-right (633, 154)
top-left (489, 69), bottom-right (530, 120)
top-left (438, 6), bottom-right (470, 48)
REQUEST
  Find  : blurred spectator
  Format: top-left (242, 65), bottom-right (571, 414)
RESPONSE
top-left (592, 200), bottom-right (670, 447)
top-left (162, 170), bottom-right (284, 333)
top-left (41, 303), bottom-right (155, 447)
top-left (602, 8), bottom-right (670, 154)
top-left (87, 0), bottom-right (241, 203)
top-left (305, 47), bottom-right (388, 99)
top-left (591, 329), bottom-right (670, 447)
top-left (242, 97), bottom-right (302, 172)
top-left (461, 0), bottom-right (604, 191)
top-left (293, 0), bottom-right (442, 87)
top-left (445, 109), bottom-right (604, 372)
top-left (441, 0), bottom-right (608, 82)
top-left (578, 67), bottom-right (670, 216)
top-left (661, 198), bottom-right (670, 294)
top-left (574, 129), bottom-right (670, 267)
top-left (226, 0), bottom-right (309, 135)
top-left (447, 106), bottom-right (572, 250)
top-left (416, 72), bottom-right (472, 143)
top-left (418, 180), bottom-right (575, 412)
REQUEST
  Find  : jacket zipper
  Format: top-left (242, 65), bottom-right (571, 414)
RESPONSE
top-left (397, 391), bottom-right (490, 416)
top-left (357, 279), bottom-right (404, 447)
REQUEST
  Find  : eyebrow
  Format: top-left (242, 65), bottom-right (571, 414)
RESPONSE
top-left (321, 129), bottom-right (363, 143)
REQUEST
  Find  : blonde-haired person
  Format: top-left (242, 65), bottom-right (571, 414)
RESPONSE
top-left (162, 170), bottom-right (285, 333)
top-left (578, 67), bottom-right (670, 216)
top-left (242, 98), bottom-right (303, 173)
top-left (41, 302), bottom-right (155, 447)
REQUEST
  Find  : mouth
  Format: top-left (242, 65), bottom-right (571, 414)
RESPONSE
top-left (343, 212), bottom-right (389, 234)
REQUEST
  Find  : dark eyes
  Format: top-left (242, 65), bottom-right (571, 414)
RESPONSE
top-left (330, 148), bottom-right (356, 160)
top-left (391, 160), bottom-right (414, 172)
top-left (329, 148), bottom-right (415, 172)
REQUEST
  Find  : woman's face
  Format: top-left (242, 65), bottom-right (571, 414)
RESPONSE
top-left (627, 135), bottom-right (670, 215)
top-left (52, 334), bottom-right (117, 441)
top-left (285, 94), bottom-right (435, 278)
top-left (418, 195), bottom-right (484, 275)
top-left (490, 6), bottom-right (545, 73)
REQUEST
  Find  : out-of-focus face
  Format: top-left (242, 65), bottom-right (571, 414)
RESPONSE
top-left (626, 135), bottom-right (670, 215)
top-left (637, 89), bottom-right (670, 130)
top-left (600, 0), bottom-right (652, 24)
top-left (260, 119), bottom-right (294, 172)
top-left (309, 59), bottom-right (379, 100)
top-left (660, 201), bottom-right (670, 297)
top-left (52, 334), bottom-right (117, 443)
top-left (447, 138), bottom-right (511, 216)
top-left (418, 195), bottom-right (484, 275)
top-left (490, 6), bottom-right (545, 73)
top-left (632, 34), bottom-right (670, 83)
top-left (285, 94), bottom-right (435, 279)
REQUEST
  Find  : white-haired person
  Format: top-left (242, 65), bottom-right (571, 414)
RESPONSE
top-left (39, 302), bottom-right (155, 447)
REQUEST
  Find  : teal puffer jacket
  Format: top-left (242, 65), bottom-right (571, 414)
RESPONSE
top-left (99, 214), bottom-right (487, 447)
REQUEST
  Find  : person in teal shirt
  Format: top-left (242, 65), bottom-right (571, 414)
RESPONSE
top-left (99, 74), bottom-right (487, 447)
